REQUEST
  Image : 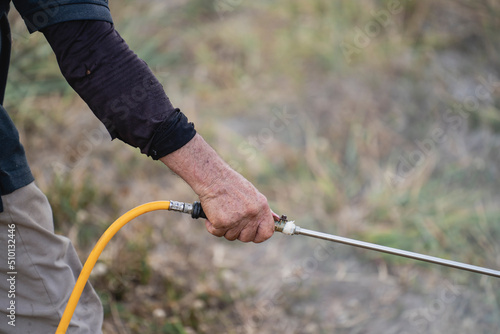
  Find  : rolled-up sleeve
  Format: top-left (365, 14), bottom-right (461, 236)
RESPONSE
top-left (12, 1), bottom-right (196, 159)
top-left (42, 20), bottom-right (197, 158)
top-left (12, 0), bottom-right (113, 33)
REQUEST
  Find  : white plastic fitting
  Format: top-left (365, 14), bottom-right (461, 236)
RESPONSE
top-left (282, 221), bottom-right (297, 235)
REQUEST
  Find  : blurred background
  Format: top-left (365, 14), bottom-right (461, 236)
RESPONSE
top-left (6, 0), bottom-right (500, 333)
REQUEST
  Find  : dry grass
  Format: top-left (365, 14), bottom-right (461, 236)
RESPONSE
top-left (5, 0), bottom-right (500, 332)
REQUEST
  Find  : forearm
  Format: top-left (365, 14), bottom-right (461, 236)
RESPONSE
top-left (160, 134), bottom-right (231, 196)
top-left (41, 20), bottom-right (195, 158)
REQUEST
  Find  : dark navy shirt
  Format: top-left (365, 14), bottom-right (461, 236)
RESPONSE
top-left (0, 1), bottom-right (196, 211)
top-left (0, 3), bottom-right (32, 209)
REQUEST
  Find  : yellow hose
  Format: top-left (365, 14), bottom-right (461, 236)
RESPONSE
top-left (55, 201), bottom-right (171, 334)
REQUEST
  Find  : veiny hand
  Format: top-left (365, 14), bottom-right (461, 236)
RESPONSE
top-left (160, 133), bottom-right (275, 243)
top-left (199, 169), bottom-right (275, 243)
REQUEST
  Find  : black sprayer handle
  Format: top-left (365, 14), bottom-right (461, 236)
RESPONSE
top-left (192, 201), bottom-right (207, 219)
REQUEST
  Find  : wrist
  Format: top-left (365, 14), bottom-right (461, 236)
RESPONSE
top-left (159, 133), bottom-right (234, 196)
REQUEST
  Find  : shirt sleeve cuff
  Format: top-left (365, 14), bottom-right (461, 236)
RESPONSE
top-left (148, 109), bottom-right (197, 160)
top-left (18, 2), bottom-right (113, 33)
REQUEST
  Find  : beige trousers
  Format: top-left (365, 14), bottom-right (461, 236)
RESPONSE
top-left (0, 182), bottom-right (102, 333)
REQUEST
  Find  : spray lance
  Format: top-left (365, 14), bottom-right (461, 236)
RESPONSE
top-left (56, 200), bottom-right (500, 333)
top-left (191, 202), bottom-right (500, 278)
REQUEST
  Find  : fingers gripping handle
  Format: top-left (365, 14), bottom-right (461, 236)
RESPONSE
top-left (190, 202), bottom-right (281, 225)
top-left (189, 201), bottom-right (281, 229)
top-left (182, 201), bottom-right (291, 236)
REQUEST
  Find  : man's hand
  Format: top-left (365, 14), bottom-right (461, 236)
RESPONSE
top-left (160, 134), bottom-right (275, 243)
top-left (199, 170), bottom-right (274, 243)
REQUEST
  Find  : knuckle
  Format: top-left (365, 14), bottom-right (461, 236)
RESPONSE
top-left (210, 215), bottom-right (233, 230)
top-left (238, 235), bottom-right (252, 243)
top-left (206, 222), bottom-right (226, 237)
top-left (257, 193), bottom-right (268, 206)
top-left (254, 230), bottom-right (272, 243)
top-left (254, 220), bottom-right (274, 243)
top-left (246, 194), bottom-right (269, 217)
top-left (208, 229), bottom-right (224, 237)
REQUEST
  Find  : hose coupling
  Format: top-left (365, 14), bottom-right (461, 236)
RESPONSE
top-left (168, 201), bottom-right (206, 219)
top-left (168, 200), bottom-right (193, 214)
